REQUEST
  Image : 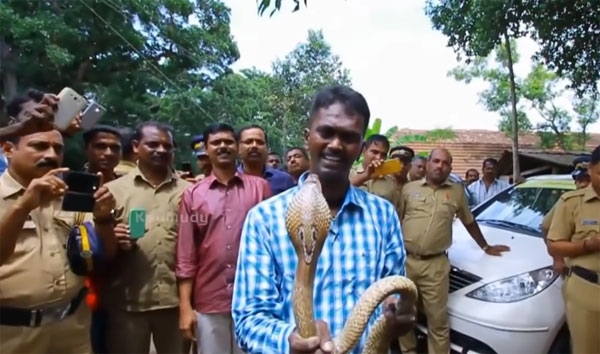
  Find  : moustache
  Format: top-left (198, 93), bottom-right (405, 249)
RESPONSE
top-left (36, 160), bottom-right (59, 169)
top-left (321, 150), bottom-right (345, 162)
top-left (217, 148), bottom-right (231, 156)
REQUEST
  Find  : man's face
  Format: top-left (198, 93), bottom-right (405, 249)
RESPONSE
top-left (362, 141), bottom-right (388, 167)
top-left (4, 129), bottom-right (64, 180)
top-left (426, 149), bottom-right (452, 184)
top-left (267, 153), bottom-right (281, 169)
top-left (86, 132), bottom-right (121, 172)
top-left (304, 102), bottom-right (364, 183)
top-left (205, 131), bottom-right (237, 167)
top-left (196, 155), bottom-right (211, 174)
top-left (409, 158), bottom-right (426, 180)
top-left (286, 148), bottom-right (309, 176)
top-left (238, 128), bottom-right (267, 165)
top-left (482, 161), bottom-right (496, 179)
top-left (133, 126), bottom-right (174, 169)
top-left (466, 170), bottom-right (479, 185)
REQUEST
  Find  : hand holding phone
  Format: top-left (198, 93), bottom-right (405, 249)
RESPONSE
top-left (129, 208), bottom-right (146, 239)
top-left (61, 171), bottom-right (101, 212)
top-left (373, 159), bottom-right (403, 178)
top-left (81, 101), bottom-right (107, 130)
top-left (54, 87), bottom-right (87, 130)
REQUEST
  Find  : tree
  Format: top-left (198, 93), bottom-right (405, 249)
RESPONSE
top-left (572, 95), bottom-right (599, 150)
top-left (257, 0), bottom-right (308, 16)
top-left (448, 40), bottom-right (533, 137)
top-left (268, 29), bottom-right (351, 152)
top-left (426, 0), bottom-right (528, 181)
top-left (524, 0), bottom-right (600, 97)
top-left (0, 0), bottom-right (239, 167)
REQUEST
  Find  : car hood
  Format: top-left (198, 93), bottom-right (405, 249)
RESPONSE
top-left (448, 222), bottom-right (553, 282)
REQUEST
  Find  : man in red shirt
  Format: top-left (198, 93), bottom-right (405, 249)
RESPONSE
top-left (176, 123), bottom-right (272, 354)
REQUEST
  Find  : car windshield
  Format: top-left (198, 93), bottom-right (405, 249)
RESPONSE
top-left (475, 180), bottom-right (574, 237)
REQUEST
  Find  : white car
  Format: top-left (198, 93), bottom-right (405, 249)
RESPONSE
top-left (415, 174), bottom-right (575, 354)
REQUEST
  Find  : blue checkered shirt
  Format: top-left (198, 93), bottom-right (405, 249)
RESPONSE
top-left (232, 173), bottom-right (406, 354)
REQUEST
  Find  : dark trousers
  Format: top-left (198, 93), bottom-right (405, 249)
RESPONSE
top-left (91, 309), bottom-right (107, 354)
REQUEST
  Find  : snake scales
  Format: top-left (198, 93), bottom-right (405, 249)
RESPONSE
top-left (285, 173), bottom-right (418, 354)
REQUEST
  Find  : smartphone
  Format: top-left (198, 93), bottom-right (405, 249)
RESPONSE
top-left (81, 101), bottom-right (106, 130)
top-left (373, 159), bottom-right (403, 177)
top-left (55, 87), bottom-right (87, 130)
top-left (181, 161), bottom-right (192, 173)
top-left (129, 208), bottom-right (146, 239)
top-left (61, 172), bottom-right (101, 212)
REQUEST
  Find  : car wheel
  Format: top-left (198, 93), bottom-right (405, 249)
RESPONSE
top-left (548, 325), bottom-right (571, 354)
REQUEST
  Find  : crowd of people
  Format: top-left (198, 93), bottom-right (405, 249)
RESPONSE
top-left (0, 85), bottom-right (598, 354)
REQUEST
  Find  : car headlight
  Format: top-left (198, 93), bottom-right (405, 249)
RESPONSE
top-left (466, 266), bottom-right (559, 303)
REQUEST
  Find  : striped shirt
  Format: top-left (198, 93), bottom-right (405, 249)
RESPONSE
top-left (232, 172), bottom-right (406, 354)
top-left (467, 178), bottom-right (510, 205)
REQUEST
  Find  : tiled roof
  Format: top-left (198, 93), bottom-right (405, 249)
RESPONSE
top-left (390, 129), bottom-right (600, 177)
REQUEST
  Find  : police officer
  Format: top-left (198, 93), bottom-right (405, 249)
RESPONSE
top-left (190, 134), bottom-right (211, 180)
top-left (350, 134), bottom-right (400, 209)
top-left (399, 148), bottom-right (510, 354)
top-left (0, 123), bottom-right (117, 353)
top-left (541, 156), bottom-right (591, 274)
top-left (389, 145), bottom-right (414, 188)
top-left (547, 146), bottom-right (600, 354)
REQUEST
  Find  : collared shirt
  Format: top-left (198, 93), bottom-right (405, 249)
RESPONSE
top-left (103, 166), bottom-right (191, 311)
top-left (238, 165), bottom-right (295, 195)
top-left (232, 173), bottom-right (406, 354)
top-left (401, 179), bottom-right (474, 255)
top-left (176, 173), bottom-right (271, 313)
top-left (548, 185), bottom-right (600, 273)
top-left (467, 178), bottom-right (510, 205)
top-left (114, 160), bottom-right (137, 176)
top-left (0, 172), bottom-right (84, 308)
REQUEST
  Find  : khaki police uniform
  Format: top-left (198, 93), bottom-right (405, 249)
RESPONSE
top-left (103, 166), bottom-right (191, 354)
top-left (547, 186), bottom-right (600, 354)
top-left (0, 172), bottom-right (91, 354)
top-left (350, 166), bottom-right (401, 211)
top-left (114, 160), bottom-right (137, 176)
top-left (399, 179), bottom-right (474, 354)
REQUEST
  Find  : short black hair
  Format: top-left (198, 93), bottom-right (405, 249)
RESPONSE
top-left (286, 146), bottom-right (308, 159)
top-left (465, 168), bottom-right (479, 177)
top-left (236, 124), bottom-right (267, 143)
top-left (364, 134), bottom-right (390, 151)
top-left (82, 125), bottom-right (121, 147)
top-left (268, 151), bottom-right (281, 158)
top-left (591, 145), bottom-right (600, 166)
top-left (117, 126), bottom-right (135, 158)
top-left (308, 85), bottom-right (371, 133)
top-left (482, 158), bottom-right (498, 168)
top-left (203, 123), bottom-right (236, 143)
top-left (133, 121), bottom-right (174, 142)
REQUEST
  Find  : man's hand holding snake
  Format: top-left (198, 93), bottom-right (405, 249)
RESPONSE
top-left (382, 297), bottom-right (416, 337)
top-left (289, 319), bottom-right (335, 354)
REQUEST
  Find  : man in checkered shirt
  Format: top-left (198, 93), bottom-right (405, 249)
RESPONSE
top-left (232, 85), bottom-right (415, 354)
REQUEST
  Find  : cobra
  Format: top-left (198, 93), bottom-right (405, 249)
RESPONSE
top-left (285, 173), bottom-right (418, 354)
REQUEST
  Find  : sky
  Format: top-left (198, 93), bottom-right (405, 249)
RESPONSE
top-left (221, 0), bottom-right (600, 133)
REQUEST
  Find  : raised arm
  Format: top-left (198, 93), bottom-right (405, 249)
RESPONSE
top-left (232, 207), bottom-right (295, 354)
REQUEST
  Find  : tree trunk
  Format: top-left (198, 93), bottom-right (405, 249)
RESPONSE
top-left (504, 33), bottom-right (520, 181)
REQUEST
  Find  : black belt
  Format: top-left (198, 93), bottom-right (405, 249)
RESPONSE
top-left (0, 287), bottom-right (88, 327)
top-left (407, 252), bottom-right (446, 260)
top-left (566, 266), bottom-right (600, 284)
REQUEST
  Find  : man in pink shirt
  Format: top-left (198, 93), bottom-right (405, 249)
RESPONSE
top-left (176, 123), bottom-right (272, 354)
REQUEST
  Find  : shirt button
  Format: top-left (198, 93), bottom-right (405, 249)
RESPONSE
top-left (226, 245), bottom-right (232, 250)
top-left (227, 283), bottom-right (233, 288)
top-left (226, 225), bottom-right (231, 230)
top-left (226, 264), bottom-right (232, 269)
top-left (226, 191), bottom-right (230, 196)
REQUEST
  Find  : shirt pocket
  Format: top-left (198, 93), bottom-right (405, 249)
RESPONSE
top-left (573, 222), bottom-right (599, 241)
top-left (15, 222), bottom-right (39, 254)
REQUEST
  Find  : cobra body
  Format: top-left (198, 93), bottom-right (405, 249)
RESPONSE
top-left (285, 173), bottom-right (418, 354)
